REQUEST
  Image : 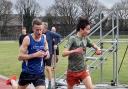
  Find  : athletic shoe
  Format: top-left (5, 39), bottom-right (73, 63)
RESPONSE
top-left (6, 75), bottom-right (16, 85)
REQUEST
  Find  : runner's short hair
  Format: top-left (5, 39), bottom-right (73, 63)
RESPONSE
top-left (32, 18), bottom-right (42, 26)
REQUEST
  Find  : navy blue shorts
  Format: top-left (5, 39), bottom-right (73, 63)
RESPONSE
top-left (56, 46), bottom-right (59, 55)
top-left (44, 54), bottom-right (53, 66)
top-left (18, 72), bottom-right (45, 87)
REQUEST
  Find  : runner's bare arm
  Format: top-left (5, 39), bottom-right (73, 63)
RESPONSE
top-left (62, 47), bottom-right (83, 57)
top-left (44, 34), bottom-right (50, 59)
top-left (18, 36), bottom-right (45, 61)
top-left (44, 34), bottom-right (49, 51)
top-left (92, 43), bottom-right (102, 55)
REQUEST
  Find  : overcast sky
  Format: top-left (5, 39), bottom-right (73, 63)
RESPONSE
top-left (98, 0), bottom-right (120, 9)
top-left (11, 0), bottom-right (120, 16)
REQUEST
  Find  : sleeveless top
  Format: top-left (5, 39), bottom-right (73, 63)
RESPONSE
top-left (22, 34), bottom-right (45, 74)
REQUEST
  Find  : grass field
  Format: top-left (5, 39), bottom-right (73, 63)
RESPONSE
top-left (0, 37), bottom-right (128, 84)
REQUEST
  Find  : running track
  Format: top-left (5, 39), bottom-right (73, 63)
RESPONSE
top-left (1, 75), bottom-right (128, 89)
top-left (0, 77), bottom-right (11, 89)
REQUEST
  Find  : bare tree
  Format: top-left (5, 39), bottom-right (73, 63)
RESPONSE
top-left (45, 0), bottom-right (80, 36)
top-left (112, 0), bottom-right (128, 31)
top-left (15, 0), bottom-right (41, 33)
top-left (113, 0), bottom-right (128, 19)
top-left (54, 0), bottom-right (79, 24)
top-left (0, 0), bottom-right (13, 37)
top-left (45, 0), bottom-right (107, 36)
top-left (77, 0), bottom-right (103, 20)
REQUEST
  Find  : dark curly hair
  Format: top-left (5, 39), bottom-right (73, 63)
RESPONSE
top-left (76, 16), bottom-right (90, 32)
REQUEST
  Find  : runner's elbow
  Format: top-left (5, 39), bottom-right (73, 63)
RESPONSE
top-left (62, 53), bottom-right (67, 57)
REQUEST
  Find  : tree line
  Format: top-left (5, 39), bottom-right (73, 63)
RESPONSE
top-left (0, 0), bottom-right (128, 38)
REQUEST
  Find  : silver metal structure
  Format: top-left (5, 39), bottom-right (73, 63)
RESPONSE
top-left (52, 9), bottom-right (128, 89)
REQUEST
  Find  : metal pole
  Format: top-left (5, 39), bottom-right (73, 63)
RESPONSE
top-left (112, 12), bottom-right (116, 85)
top-left (115, 10), bottom-right (119, 85)
top-left (100, 12), bottom-right (103, 83)
top-left (53, 45), bottom-right (57, 89)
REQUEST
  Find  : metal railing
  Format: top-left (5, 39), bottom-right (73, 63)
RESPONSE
top-left (55, 9), bottom-right (121, 87)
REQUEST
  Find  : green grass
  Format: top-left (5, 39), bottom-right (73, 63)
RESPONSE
top-left (0, 37), bottom-right (128, 84)
top-left (0, 41), bottom-right (21, 77)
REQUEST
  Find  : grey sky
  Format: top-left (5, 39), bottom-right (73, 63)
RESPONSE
top-left (99, 0), bottom-right (120, 9)
top-left (37, 0), bottom-right (54, 15)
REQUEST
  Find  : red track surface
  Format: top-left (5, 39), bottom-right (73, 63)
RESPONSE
top-left (0, 78), bottom-right (11, 89)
